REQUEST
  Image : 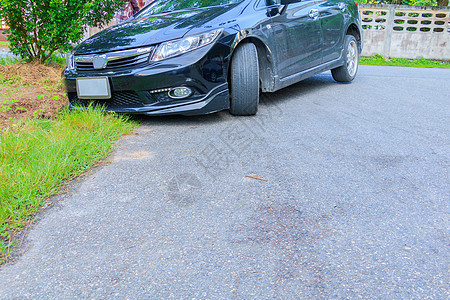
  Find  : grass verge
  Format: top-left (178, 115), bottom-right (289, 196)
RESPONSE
top-left (0, 107), bottom-right (136, 262)
top-left (360, 54), bottom-right (450, 68)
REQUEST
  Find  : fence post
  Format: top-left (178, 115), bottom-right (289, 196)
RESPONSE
top-left (383, 5), bottom-right (396, 58)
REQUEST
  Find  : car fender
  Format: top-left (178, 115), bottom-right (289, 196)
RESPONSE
top-left (227, 31), bottom-right (277, 92)
top-left (344, 1), bottom-right (363, 51)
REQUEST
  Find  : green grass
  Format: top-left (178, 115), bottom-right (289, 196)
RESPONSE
top-left (0, 41), bottom-right (9, 47)
top-left (0, 108), bottom-right (136, 261)
top-left (0, 56), bottom-right (20, 65)
top-left (0, 54), bottom-right (65, 67)
top-left (360, 54), bottom-right (450, 68)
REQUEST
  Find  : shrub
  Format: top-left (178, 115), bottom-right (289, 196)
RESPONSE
top-left (0, 0), bottom-right (126, 63)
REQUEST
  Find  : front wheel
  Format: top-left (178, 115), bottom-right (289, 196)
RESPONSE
top-left (332, 35), bottom-right (359, 83)
top-left (230, 43), bottom-right (259, 116)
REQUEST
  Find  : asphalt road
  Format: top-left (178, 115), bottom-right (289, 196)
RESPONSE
top-left (0, 66), bottom-right (449, 298)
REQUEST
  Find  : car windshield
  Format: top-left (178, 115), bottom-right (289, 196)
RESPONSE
top-left (137, 0), bottom-right (244, 16)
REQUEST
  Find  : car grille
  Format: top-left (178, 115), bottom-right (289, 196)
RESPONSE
top-left (146, 91), bottom-right (173, 103)
top-left (75, 52), bottom-right (151, 71)
top-left (70, 91), bottom-right (144, 108)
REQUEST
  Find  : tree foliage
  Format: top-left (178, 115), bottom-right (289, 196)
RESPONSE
top-left (0, 0), bottom-right (126, 62)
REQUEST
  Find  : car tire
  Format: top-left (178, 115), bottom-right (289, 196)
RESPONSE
top-left (230, 43), bottom-right (259, 116)
top-left (331, 35), bottom-right (359, 83)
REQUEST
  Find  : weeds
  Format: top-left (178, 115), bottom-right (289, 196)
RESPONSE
top-left (360, 54), bottom-right (450, 68)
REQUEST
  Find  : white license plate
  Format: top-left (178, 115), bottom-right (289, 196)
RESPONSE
top-left (76, 77), bottom-right (111, 99)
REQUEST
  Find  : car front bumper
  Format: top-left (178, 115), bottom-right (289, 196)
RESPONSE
top-left (63, 44), bottom-right (230, 116)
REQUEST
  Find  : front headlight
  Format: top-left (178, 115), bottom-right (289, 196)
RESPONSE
top-left (66, 52), bottom-right (75, 70)
top-left (151, 29), bottom-right (223, 62)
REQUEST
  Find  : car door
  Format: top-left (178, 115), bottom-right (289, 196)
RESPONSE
top-left (268, 0), bottom-right (323, 78)
top-left (316, 0), bottom-right (346, 63)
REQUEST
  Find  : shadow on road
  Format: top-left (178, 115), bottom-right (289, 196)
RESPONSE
top-left (130, 72), bottom-right (336, 126)
top-left (260, 72), bottom-right (335, 108)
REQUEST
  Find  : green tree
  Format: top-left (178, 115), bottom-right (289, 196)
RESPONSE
top-left (0, 0), bottom-right (126, 63)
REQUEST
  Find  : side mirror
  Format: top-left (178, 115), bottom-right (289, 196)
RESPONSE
top-left (280, 0), bottom-right (300, 4)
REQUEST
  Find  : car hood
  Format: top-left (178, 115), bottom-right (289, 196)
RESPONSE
top-left (75, 5), bottom-right (236, 55)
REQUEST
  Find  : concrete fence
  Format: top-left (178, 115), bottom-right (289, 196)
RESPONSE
top-left (359, 4), bottom-right (450, 60)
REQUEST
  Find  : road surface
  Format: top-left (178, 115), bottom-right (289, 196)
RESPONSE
top-left (0, 66), bottom-right (448, 298)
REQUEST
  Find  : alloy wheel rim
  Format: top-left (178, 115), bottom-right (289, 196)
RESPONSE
top-left (346, 40), bottom-right (358, 77)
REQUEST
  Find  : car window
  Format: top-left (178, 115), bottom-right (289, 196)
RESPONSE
top-left (136, 0), bottom-right (244, 16)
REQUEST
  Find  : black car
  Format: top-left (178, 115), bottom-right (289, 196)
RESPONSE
top-left (64, 0), bottom-right (362, 116)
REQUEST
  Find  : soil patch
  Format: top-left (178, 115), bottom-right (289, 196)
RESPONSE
top-left (0, 62), bottom-right (66, 131)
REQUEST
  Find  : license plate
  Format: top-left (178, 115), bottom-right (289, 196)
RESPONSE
top-left (76, 77), bottom-right (111, 99)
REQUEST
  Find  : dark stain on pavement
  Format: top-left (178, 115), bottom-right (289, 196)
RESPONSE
top-left (231, 200), bottom-right (332, 294)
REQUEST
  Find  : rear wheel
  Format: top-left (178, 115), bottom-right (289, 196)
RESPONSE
top-left (230, 43), bottom-right (259, 116)
top-left (332, 35), bottom-right (359, 83)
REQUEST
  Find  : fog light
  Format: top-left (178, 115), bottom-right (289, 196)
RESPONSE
top-left (169, 87), bottom-right (192, 99)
